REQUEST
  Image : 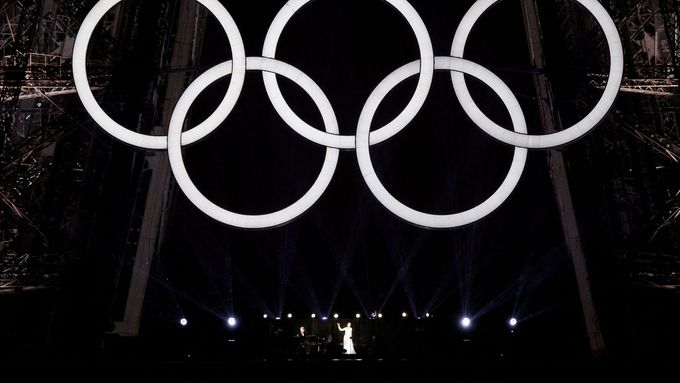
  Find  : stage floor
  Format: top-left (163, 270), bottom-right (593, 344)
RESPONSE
top-left (3, 357), bottom-right (672, 382)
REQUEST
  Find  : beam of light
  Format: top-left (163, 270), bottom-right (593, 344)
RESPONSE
top-left (289, 249), bottom-right (322, 317)
top-left (377, 227), bottom-right (426, 316)
top-left (320, 197), bottom-right (370, 317)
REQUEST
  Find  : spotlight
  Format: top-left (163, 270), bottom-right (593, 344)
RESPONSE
top-left (321, 316), bottom-right (328, 321)
top-left (287, 313), bottom-right (293, 319)
top-left (333, 313), bottom-right (339, 319)
top-left (311, 313), bottom-right (316, 319)
top-left (275, 316), bottom-right (281, 320)
top-left (509, 318), bottom-right (518, 327)
top-left (179, 318), bottom-right (188, 326)
top-left (461, 317), bottom-right (471, 328)
top-left (263, 314), bottom-right (268, 319)
top-left (425, 313), bottom-right (430, 318)
top-left (227, 317), bottom-right (237, 327)
top-left (378, 313), bottom-right (383, 319)
top-left (355, 313), bottom-right (361, 319)
top-left (401, 312), bottom-right (407, 318)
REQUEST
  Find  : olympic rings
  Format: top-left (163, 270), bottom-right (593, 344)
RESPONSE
top-left (262, 0), bottom-right (434, 149)
top-left (356, 57), bottom-right (528, 228)
top-left (73, 0), bottom-right (246, 149)
top-left (451, 0), bottom-right (624, 148)
top-left (73, 0), bottom-right (623, 229)
top-left (167, 57), bottom-right (340, 229)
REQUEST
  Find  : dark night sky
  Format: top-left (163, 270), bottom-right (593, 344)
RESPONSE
top-left (140, 0), bottom-right (590, 349)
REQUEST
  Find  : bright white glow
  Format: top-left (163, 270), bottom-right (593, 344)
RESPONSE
top-left (355, 313), bottom-right (361, 319)
top-left (179, 318), bottom-right (188, 326)
top-left (311, 313), bottom-right (316, 319)
top-left (401, 312), bottom-right (408, 318)
top-left (450, 0), bottom-right (623, 148)
top-left (509, 318), bottom-right (518, 327)
top-left (287, 313), bottom-right (293, 319)
top-left (377, 313), bottom-right (383, 319)
top-left (275, 317), bottom-right (281, 320)
top-left (461, 317), bottom-right (471, 328)
top-left (262, 0), bottom-right (434, 149)
top-left (355, 57), bottom-right (528, 228)
top-left (72, 0), bottom-right (246, 149)
top-left (227, 317), bottom-right (237, 327)
top-left (321, 317), bottom-right (328, 321)
top-left (333, 313), bottom-right (339, 319)
top-left (263, 314), bottom-right (268, 319)
top-left (166, 57), bottom-right (340, 229)
top-left (425, 313), bottom-right (430, 318)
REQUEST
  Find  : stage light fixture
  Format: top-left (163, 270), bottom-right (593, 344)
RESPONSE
top-left (355, 313), bottom-right (361, 319)
top-left (378, 313), bottom-right (383, 319)
top-left (509, 318), bottom-right (518, 327)
top-left (227, 317), bottom-right (237, 327)
top-left (263, 314), bottom-right (268, 319)
top-left (287, 313), bottom-right (293, 319)
top-left (461, 317), bottom-right (471, 328)
top-left (401, 312), bottom-right (407, 318)
top-left (333, 313), bottom-right (339, 319)
top-left (179, 318), bottom-right (188, 326)
top-left (425, 313), bottom-right (430, 318)
top-left (321, 317), bottom-right (328, 321)
top-left (311, 313), bottom-right (316, 319)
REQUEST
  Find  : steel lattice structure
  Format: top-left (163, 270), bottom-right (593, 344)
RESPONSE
top-left (0, 0), bottom-right (111, 290)
top-left (556, 0), bottom-right (680, 289)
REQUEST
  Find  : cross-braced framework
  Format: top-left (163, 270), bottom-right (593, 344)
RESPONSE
top-left (555, 0), bottom-right (680, 289)
top-left (0, 0), bottom-right (113, 290)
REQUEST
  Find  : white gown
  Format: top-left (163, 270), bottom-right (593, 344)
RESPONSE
top-left (338, 326), bottom-right (356, 355)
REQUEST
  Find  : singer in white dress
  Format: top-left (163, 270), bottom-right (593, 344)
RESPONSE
top-left (337, 322), bottom-right (356, 355)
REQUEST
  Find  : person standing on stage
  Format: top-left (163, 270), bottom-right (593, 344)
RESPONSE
top-left (337, 322), bottom-right (356, 355)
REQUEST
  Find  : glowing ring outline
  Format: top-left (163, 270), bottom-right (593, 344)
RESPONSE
top-left (73, 0), bottom-right (246, 149)
top-left (451, 0), bottom-right (624, 149)
top-left (262, 0), bottom-right (434, 149)
top-left (167, 57), bottom-right (340, 229)
top-left (356, 56), bottom-right (528, 228)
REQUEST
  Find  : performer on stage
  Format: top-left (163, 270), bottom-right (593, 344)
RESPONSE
top-left (296, 325), bottom-right (310, 354)
top-left (336, 322), bottom-right (356, 355)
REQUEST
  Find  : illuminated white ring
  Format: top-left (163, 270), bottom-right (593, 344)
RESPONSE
top-left (73, 0), bottom-right (246, 150)
top-left (451, 0), bottom-right (623, 149)
top-left (356, 56), bottom-right (528, 228)
top-left (262, 0), bottom-right (434, 149)
top-left (167, 57), bottom-right (340, 229)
